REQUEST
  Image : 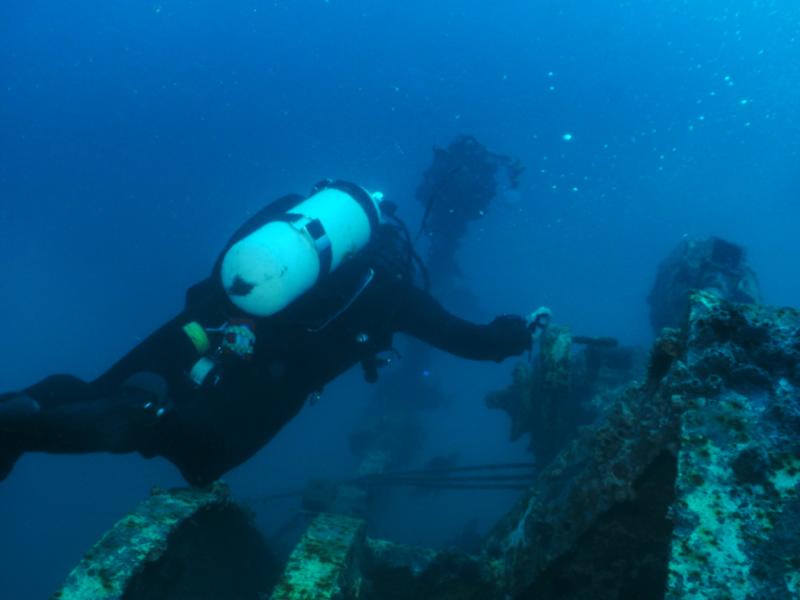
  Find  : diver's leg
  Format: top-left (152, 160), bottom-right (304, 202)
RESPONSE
top-left (0, 373), bottom-right (170, 481)
top-left (0, 393), bottom-right (40, 425)
top-left (27, 373), bottom-right (170, 452)
top-left (0, 309), bottom-right (198, 471)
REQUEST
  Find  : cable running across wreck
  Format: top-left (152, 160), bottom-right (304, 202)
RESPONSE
top-left (248, 462), bottom-right (538, 503)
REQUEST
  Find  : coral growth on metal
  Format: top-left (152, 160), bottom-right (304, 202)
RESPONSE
top-left (53, 484), bottom-right (230, 600)
top-left (271, 513), bottom-right (366, 600)
top-left (488, 292), bottom-right (799, 598)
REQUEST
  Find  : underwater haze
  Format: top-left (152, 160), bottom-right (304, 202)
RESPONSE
top-left (1, 1), bottom-right (800, 598)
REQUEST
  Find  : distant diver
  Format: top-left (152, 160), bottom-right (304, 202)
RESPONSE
top-left (0, 179), bottom-right (550, 486)
top-left (648, 236), bottom-right (761, 333)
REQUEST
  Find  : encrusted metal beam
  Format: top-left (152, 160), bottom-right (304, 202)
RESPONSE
top-left (271, 513), bottom-right (366, 600)
top-left (53, 483), bottom-right (234, 600)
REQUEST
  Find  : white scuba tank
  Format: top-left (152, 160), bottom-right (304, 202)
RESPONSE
top-left (220, 184), bottom-right (383, 317)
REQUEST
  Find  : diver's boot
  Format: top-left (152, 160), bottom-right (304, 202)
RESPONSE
top-left (0, 394), bottom-right (41, 431)
top-left (0, 443), bottom-right (22, 482)
top-left (0, 395), bottom-right (37, 481)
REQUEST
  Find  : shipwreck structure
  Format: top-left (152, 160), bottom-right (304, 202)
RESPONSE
top-left (648, 236), bottom-right (761, 334)
top-left (486, 325), bottom-right (646, 467)
top-left (486, 292), bottom-right (800, 598)
top-left (54, 292), bottom-right (799, 598)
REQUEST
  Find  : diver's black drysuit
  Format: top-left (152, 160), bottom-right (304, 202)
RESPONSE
top-left (0, 183), bottom-right (531, 486)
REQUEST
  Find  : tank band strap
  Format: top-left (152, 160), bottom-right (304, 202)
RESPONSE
top-left (280, 214), bottom-right (333, 278)
top-left (305, 218), bottom-right (333, 277)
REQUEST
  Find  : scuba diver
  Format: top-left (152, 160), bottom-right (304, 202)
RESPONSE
top-left (0, 180), bottom-right (549, 487)
top-left (416, 135), bottom-right (524, 280)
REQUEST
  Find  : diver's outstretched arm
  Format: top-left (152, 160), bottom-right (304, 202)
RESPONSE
top-left (393, 285), bottom-right (531, 362)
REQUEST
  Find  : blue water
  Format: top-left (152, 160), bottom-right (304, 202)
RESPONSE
top-left (2, 2), bottom-right (799, 597)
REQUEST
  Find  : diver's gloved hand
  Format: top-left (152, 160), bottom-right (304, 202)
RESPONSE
top-left (488, 315), bottom-right (534, 354)
top-left (526, 306), bottom-right (552, 341)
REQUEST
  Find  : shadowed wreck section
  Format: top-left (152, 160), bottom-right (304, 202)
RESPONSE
top-left (518, 451), bottom-right (677, 599)
top-left (53, 292), bottom-right (800, 599)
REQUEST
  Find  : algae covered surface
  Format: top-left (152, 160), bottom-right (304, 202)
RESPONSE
top-left (271, 513), bottom-right (366, 600)
top-left (666, 293), bottom-right (800, 599)
top-left (53, 483), bottom-right (230, 600)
